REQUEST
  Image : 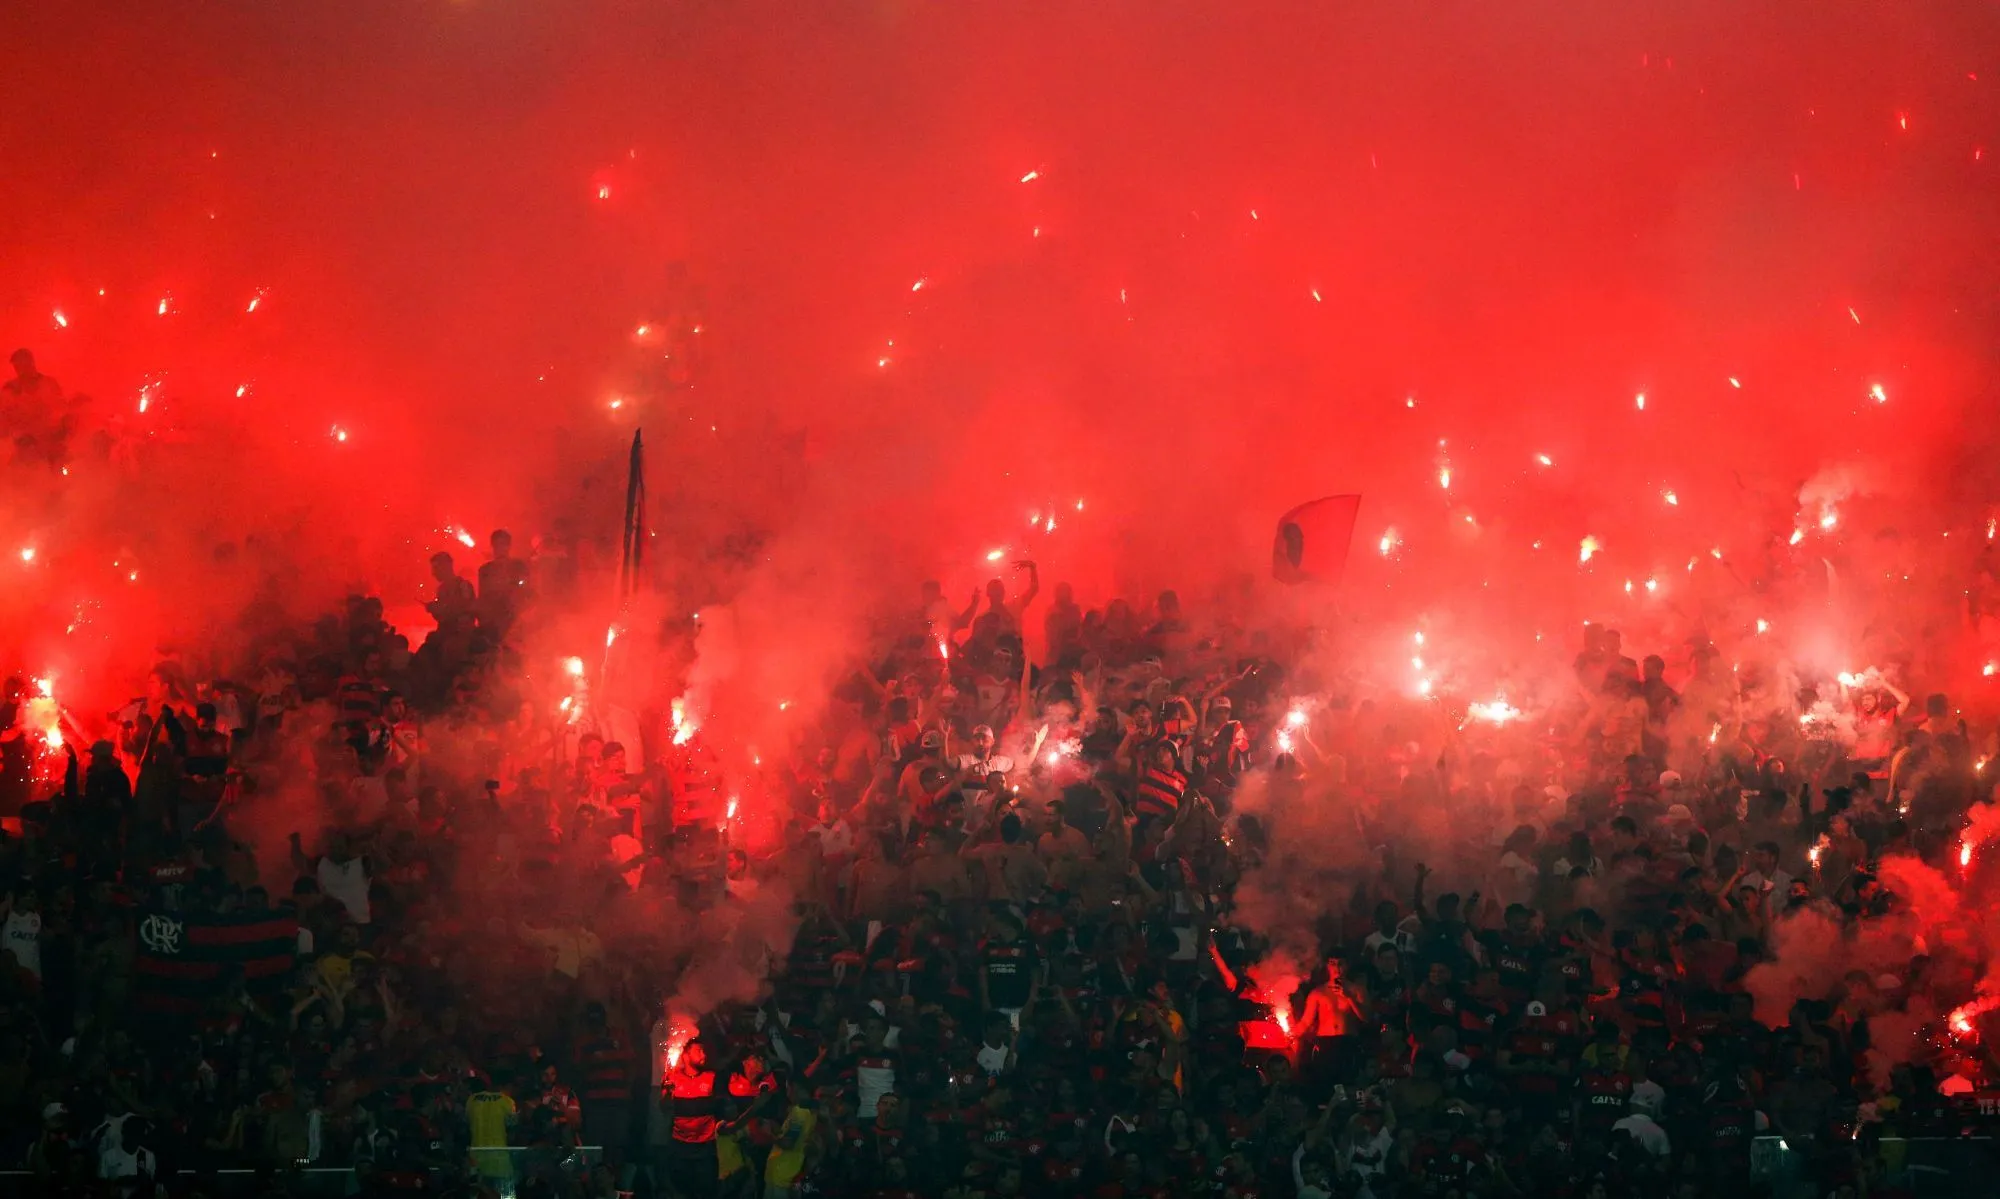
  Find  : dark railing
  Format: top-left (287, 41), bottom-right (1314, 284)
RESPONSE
top-left (0, 1146), bottom-right (602, 1197)
top-left (1752, 1136), bottom-right (2000, 1198)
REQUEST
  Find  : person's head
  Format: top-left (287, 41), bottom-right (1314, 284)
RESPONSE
top-left (600, 742), bottom-right (627, 773)
top-left (1504, 903), bottom-right (1532, 934)
top-left (1751, 841), bottom-right (1779, 874)
top-left (9, 348), bottom-right (35, 380)
top-left (1926, 693), bottom-right (1950, 722)
top-left (1642, 654), bottom-right (1665, 682)
top-left (195, 702), bottom-right (218, 730)
top-left (727, 848), bottom-right (748, 878)
top-left (429, 552), bottom-right (456, 582)
top-left (489, 529), bottom-right (513, 558)
top-left (1156, 590), bottom-right (1181, 619)
top-left (985, 577), bottom-right (1008, 606)
top-left (1610, 816), bottom-right (1638, 849)
top-left (1859, 689), bottom-right (1880, 714)
top-left (971, 724), bottom-right (996, 756)
top-left (1043, 800), bottom-right (1066, 832)
top-left (1053, 581), bottom-right (1074, 606)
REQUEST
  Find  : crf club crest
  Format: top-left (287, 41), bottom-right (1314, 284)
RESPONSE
top-left (139, 914), bottom-right (185, 955)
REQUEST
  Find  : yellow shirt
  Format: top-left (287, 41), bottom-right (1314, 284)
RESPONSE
top-left (764, 1106), bottom-right (818, 1187)
top-left (466, 1091), bottom-right (516, 1148)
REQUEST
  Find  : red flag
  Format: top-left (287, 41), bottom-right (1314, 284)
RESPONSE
top-left (1272, 494), bottom-right (1360, 585)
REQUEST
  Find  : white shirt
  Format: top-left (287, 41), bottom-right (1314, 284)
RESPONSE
top-left (975, 1041), bottom-right (1011, 1076)
top-left (809, 820), bottom-right (854, 859)
top-left (1742, 868), bottom-right (1794, 895)
top-left (317, 855), bottom-right (371, 924)
top-left (3, 910), bottom-right (42, 979)
top-left (1613, 1112), bottom-right (1671, 1156)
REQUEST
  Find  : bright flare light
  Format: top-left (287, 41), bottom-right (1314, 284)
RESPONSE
top-left (18, 547), bottom-right (35, 564)
top-left (1535, 453), bottom-right (1553, 467)
top-left (52, 309), bottom-right (67, 329)
top-left (1468, 699), bottom-right (1520, 724)
top-left (1635, 392), bottom-right (1646, 410)
top-left (1378, 528), bottom-right (1400, 555)
top-left (1756, 619), bottom-right (1771, 634)
top-left (1663, 490), bottom-right (1679, 506)
top-left (1870, 383), bottom-right (1888, 403)
top-left (564, 657), bottom-right (586, 677)
top-left (1579, 536), bottom-right (1600, 564)
top-left (1986, 663), bottom-right (1997, 677)
top-left (985, 548), bottom-right (1006, 562)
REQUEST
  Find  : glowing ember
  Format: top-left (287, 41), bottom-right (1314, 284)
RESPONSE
top-left (1437, 467), bottom-right (1451, 490)
top-left (1535, 453), bottom-right (1553, 467)
top-left (1755, 619), bottom-right (1770, 634)
top-left (34, 678), bottom-right (53, 699)
top-left (1275, 729), bottom-right (1294, 753)
top-left (1789, 528), bottom-right (1805, 546)
top-left (1870, 383), bottom-right (1888, 403)
top-left (1819, 511), bottom-right (1839, 531)
top-left (51, 309), bottom-right (67, 329)
top-left (1708, 722), bottom-right (1721, 745)
top-left (331, 425), bottom-right (350, 443)
top-left (911, 277), bottom-right (928, 291)
top-left (564, 656), bottom-right (586, 676)
top-left (45, 728), bottom-right (62, 750)
top-left (1984, 663), bottom-right (1996, 677)
top-left (1663, 489), bottom-right (1679, 506)
top-left (246, 289), bottom-right (266, 313)
top-left (1019, 169), bottom-right (1040, 183)
top-left (1635, 392), bottom-right (1646, 410)
top-left (1468, 698), bottom-right (1520, 724)
top-left (1286, 709), bottom-right (1308, 728)
top-left (726, 797), bottom-right (739, 821)
top-left (936, 638), bottom-right (950, 660)
top-left (1579, 535), bottom-right (1600, 564)
top-left (1961, 840), bottom-right (1974, 868)
top-left (1378, 528), bottom-right (1400, 555)
top-left (985, 548), bottom-right (1006, 562)
top-left (18, 547), bottom-right (35, 564)
top-left (1728, 376), bottom-right (1742, 388)
top-left (605, 626), bottom-right (619, 648)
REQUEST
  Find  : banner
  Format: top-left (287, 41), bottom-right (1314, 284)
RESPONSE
top-left (134, 909), bottom-right (298, 1014)
top-left (1272, 494), bottom-right (1360, 585)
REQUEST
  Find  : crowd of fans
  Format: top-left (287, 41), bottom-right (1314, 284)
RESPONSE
top-left (2, 508), bottom-right (1999, 1199)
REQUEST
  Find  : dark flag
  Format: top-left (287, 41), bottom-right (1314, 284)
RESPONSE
top-left (618, 430), bottom-right (647, 599)
top-left (1272, 494), bottom-right (1361, 585)
top-left (134, 908), bottom-right (298, 1014)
